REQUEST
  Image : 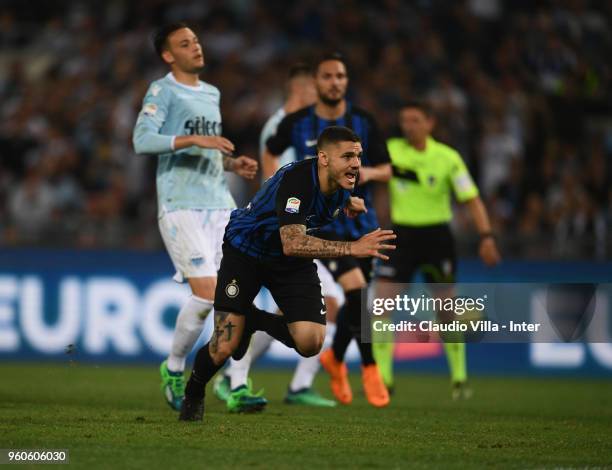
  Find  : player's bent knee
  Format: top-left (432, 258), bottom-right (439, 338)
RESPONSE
top-left (291, 325), bottom-right (325, 357)
top-left (295, 340), bottom-right (323, 358)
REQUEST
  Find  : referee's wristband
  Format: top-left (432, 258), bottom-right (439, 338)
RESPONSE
top-left (479, 232), bottom-right (495, 241)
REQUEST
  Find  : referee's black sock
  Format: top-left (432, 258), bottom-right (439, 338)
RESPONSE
top-left (249, 305), bottom-right (297, 350)
top-left (185, 343), bottom-right (223, 402)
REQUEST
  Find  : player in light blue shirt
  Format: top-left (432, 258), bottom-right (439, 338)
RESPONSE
top-left (132, 22), bottom-right (258, 412)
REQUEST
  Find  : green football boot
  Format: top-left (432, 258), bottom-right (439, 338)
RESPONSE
top-left (213, 374), bottom-right (231, 402)
top-left (160, 360), bottom-right (185, 411)
top-left (226, 383), bottom-right (268, 413)
top-left (284, 388), bottom-right (337, 407)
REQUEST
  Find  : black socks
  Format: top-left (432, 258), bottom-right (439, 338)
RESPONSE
top-left (332, 306), bottom-right (353, 361)
top-left (184, 343), bottom-right (224, 402)
top-left (331, 288), bottom-right (375, 365)
top-left (248, 305), bottom-right (297, 350)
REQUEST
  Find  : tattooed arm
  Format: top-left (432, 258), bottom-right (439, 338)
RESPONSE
top-left (280, 225), bottom-right (351, 258)
top-left (280, 224), bottom-right (397, 260)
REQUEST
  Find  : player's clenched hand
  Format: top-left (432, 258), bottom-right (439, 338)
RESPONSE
top-left (231, 156), bottom-right (258, 180)
top-left (350, 228), bottom-right (396, 260)
top-left (479, 237), bottom-right (501, 266)
top-left (192, 135), bottom-right (235, 154)
top-left (344, 196), bottom-right (367, 218)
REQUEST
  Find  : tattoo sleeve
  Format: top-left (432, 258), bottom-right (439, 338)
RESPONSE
top-left (223, 155), bottom-right (234, 171)
top-left (280, 224), bottom-right (352, 258)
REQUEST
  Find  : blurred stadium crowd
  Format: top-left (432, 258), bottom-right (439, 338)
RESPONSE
top-left (0, 0), bottom-right (610, 258)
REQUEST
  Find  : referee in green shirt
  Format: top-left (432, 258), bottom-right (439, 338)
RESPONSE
top-left (373, 100), bottom-right (501, 399)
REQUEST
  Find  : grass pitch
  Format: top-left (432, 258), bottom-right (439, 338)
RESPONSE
top-left (1, 363), bottom-right (611, 469)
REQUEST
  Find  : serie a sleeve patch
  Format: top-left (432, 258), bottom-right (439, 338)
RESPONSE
top-left (285, 197), bottom-right (301, 213)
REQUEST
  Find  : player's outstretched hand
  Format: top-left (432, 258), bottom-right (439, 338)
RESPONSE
top-left (193, 136), bottom-right (235, 154)
top-left (479, 237), bottom-right (501, 266)
top-left (231, 155), bottom-right (258, 180)
top-left (344, 196), bottom-right (367, 218)
top-left (351, 228), bottom-right (396, 260)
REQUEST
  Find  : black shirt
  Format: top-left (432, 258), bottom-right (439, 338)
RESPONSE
top-left (225, 158), bottom-right (352, 261)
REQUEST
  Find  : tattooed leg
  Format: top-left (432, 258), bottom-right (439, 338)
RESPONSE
top-left (209, 310), bottom-right (245, 365)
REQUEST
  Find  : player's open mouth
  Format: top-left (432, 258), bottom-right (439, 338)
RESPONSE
top-left (345, 171), bottom-right (357, 183)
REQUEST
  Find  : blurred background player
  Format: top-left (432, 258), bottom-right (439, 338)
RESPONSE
top-left (372, 100), bottom-right (501, 398)
top-left (262, 53), bottom-right (392, 407)
top-left (132, 22), bottom-right (258, 410)
top-left (214, 63), bottom-right (338, 408)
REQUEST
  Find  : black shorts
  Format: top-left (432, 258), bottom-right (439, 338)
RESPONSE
top-left (214, 243), bottom-right (326, 325)
top-left (375, 224), bottom-right (456, 283)
top-left (317, 232), bottom-right (374, 283)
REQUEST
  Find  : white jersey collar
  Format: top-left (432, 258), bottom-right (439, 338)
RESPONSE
top-left (166, 72), bottom-right (204, 91)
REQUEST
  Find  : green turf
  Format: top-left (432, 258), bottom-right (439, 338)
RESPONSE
top-left (0, 363), bottom-right (611, 469)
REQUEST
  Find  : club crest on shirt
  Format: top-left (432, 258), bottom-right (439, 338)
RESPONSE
top-left (285, 197), bottom-right (301, 213)
top-left (151, 84), bottom-right (162, 96)
top-left (333, 208), bottom-right (341, 218)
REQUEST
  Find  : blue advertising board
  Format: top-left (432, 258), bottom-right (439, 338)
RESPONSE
top-left (1, 249), bottom-right (611, 376)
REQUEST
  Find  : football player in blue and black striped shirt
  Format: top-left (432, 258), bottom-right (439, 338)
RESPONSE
top-left (262, 53), bottom-right (392, 407)
top-left (179, 126), bottom-right (396, 421)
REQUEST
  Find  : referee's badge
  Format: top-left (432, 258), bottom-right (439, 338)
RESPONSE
top-left (225, 279), bottom-right (239, 298)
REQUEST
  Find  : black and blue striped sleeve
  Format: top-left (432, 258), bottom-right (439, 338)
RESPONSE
top-left (275, 166), bottom-right (315, 227)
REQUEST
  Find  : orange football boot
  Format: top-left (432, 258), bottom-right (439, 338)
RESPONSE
top-left (319, 349), bottom-right (352, 404)
top-left (361, 364), bottom-right (390, 408)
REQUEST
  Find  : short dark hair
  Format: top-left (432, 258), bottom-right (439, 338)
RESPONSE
top-left (152, 22), bottom-right (191, 58)
top-left (400, 99), bottom-right (433, 117)
top-left (317, 126), bottom-right (360, 150)
top-left (288, 62), bottom-right (312, 79)
top-left (314, 52), bottom-right (347, 75)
